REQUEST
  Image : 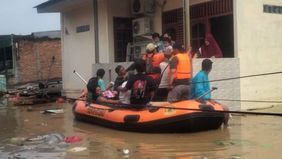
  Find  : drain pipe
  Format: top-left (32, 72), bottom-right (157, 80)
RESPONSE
top-left (93, 0), bottom-right (99, 63)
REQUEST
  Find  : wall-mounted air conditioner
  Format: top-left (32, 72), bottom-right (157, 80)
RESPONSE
top-left (132, 17), bottom-right (153, 37)
top-left (131, 0), bottom-right (155, 15)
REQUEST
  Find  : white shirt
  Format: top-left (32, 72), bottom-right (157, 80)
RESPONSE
top-left (159, 61), bottom-right (170, 88)
top-left (119, 81), bottom-right (131, 104)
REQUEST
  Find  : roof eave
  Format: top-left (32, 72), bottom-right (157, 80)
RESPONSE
top-left (35, 0), bottom-right (65, 13)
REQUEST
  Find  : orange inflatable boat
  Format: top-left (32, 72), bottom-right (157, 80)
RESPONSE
top-left (73, 100), bottom-right (225, 133)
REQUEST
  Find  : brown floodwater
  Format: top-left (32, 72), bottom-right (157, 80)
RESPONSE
top-left (0, 99), bottom-right (282, 159)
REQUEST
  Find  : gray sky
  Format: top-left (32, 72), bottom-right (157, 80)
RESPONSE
top-left (0, 0), bottom-right (60, 35)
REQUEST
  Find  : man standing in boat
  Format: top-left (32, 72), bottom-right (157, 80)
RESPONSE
top-left (167, 43), bottom-right (192, 102)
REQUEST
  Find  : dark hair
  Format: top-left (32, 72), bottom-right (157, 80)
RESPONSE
top-left (162, 37), bottom-right (171, 43)
top-left (152, 32), bottom-right (160, 39)
top-left (87, 77), bottom-right (98, 93)
top-left (202, 59), bottom-right (213, 72)
top-left (134, 58), bottom-right (146, 73)
top-left (96, 68), bottom-right (105, 78)
top-left (173, 43), bottom-right (185, 53)
top-left (115, 65), bottom-right (123, 74)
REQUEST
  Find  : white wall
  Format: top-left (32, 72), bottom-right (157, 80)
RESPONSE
top-left (97, 0), bottom-right (131, 63)
top-left (61, 0), bottom-right (95, 95)
top-left (235, 0), bottom-right (282, 109)
top-left (97, 0), bottom-right (110, 63)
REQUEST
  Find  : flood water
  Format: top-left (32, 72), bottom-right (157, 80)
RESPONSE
top-left (0, 99), bottom-right (282, 159)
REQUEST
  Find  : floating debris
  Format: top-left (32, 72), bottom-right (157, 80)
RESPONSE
top-left (231, 156), bottom-right (241, 159)
top-left (41, 109), bottom-right (64, 114)
top-left (68, 147), bottom-right (87, 152)
top-left (122, 148), bottom-right (129, 155)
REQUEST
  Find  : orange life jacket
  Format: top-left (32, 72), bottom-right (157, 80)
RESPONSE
top-left (175, 53), bottom-right (192, 79)
top-left (143, 53), bottom-right (165, 68)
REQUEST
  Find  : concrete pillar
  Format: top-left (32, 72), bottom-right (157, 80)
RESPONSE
top-left (184, 0), bottom-right (191, 49)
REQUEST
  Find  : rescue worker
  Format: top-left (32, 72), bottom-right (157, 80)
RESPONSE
top-left (167, 43), bottom-right (192, 102)
top-left (142, 43), bottom-right (165, 81)
top-left (143, 43), bottom-right (165, 72)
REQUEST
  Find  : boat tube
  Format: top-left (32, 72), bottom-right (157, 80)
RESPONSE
top-left (73, 100), bottom-right (225, 133)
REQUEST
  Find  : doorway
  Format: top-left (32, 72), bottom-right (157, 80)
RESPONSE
top-left (210, 15), bottom-right (234, 58)
top-left (113, 17), bottom-right (133, 62)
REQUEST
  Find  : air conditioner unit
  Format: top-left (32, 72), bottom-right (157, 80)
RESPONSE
top-left (131, 0), bottom-right (155, 15)
top-left (132, 17), bottom-right (153, 37)
top-left (133, 43), bottom-right (147, 60)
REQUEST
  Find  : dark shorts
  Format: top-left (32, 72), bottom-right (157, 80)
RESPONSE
top-left (152, 88), bottom-right (169, 101)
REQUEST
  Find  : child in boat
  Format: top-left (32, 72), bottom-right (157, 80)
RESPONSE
top-left (86, 77), bottom-right (120, 104)
top-left (96, 69), bottom-right (106, 91)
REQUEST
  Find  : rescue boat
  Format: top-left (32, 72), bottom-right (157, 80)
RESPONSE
top-left (73, 100), bottom-right (225, 133)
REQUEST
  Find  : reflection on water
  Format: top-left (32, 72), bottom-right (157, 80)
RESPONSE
top-left (0, 100), bottom-right (282, 159)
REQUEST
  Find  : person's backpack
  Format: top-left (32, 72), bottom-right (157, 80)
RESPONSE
top-left (130, 79), bottom-right (147, 102)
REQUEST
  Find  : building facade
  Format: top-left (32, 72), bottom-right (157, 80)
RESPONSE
top-left (36, 0), bottom-right (282, 110)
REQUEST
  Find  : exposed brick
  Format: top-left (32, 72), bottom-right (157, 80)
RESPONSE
top-left (13, 39), bottom-right (62, 84)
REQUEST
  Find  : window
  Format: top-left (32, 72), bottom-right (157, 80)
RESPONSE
top-left (264, 5), bottom-right (282, 14)
top-left (76, 25), bottom-right (90, 33)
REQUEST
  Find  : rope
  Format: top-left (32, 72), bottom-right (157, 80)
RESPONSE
top-left (207, 71), bottom-right (282, 84)
top-left (213, 98), bottom-right (282, 104)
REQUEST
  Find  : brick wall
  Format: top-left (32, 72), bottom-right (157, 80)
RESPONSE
top-left (15, 39), bottom-right (62, 84)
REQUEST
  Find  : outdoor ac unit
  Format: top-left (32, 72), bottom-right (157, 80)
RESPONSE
top-left (132, 17), bottom-right (153, 37)
top-left (133, 44), bottom-right (147, 59)
top-left (131, 0), bottom-right (155, 15)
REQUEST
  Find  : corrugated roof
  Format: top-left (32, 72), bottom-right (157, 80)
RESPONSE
top-left (32, 30), bottom-right (61, 39)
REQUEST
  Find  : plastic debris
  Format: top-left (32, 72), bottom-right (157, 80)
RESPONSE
top-left (10, 137), bottom-right (26, 146)
top-left (68, 147), bottom-right (87, 152)
top-left (64, 136), bottom-right (82, 143)
top-left (41, 109), bottom-right (64, 114)
top-left (122, 149), bottom-right (129, 155)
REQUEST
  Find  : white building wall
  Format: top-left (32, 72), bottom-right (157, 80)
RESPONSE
top-left (61, 1), bottom-right (95, 95)
top-left (97, 0), bottom-right (110, 63)
top-left (97, 0), bottom-right (131, 63)
top-left (235, 0), bottom-right (282, 109)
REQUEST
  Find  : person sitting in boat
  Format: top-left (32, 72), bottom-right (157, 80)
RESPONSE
top-left (118, 59), bottom-right (157, 107)
top-left (118, 72), bottom-right (135, 104)
top-left (86, 77), bottom-right (120, 104)
top-left (191, 59), bottom-right (229, 126)
top-left (96, 68), bottom-right (106, 91)
top-left (114, 65), bottom-right (127, 91)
